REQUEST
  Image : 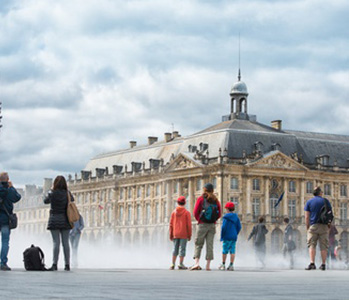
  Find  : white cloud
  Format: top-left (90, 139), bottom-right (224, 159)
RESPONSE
top-left (0, 0), bottom-right (348, 186)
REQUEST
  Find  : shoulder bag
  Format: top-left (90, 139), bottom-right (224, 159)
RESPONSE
top-left (66, 191), bottom-right (80, 227)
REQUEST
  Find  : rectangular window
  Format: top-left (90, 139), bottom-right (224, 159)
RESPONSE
top-left (137, 187), bottom-right (141, 198)
top-left (127, 205), bottom-right (132, 222)
top-left (340, 203), bottom-right (347, 220)
top-left (230, 177), bottom-right (239, 190)
top-left (288, 199), bottom-right (296, 218)
top-left (252, 198), bottom-right (260, 217)
top-left (146, 204), bottom-right (151, 224)
top-left (173, 182), bottom-right (178, 194)
top-left (212, 177), bottom-right (217, 189)
top-left (324, 184), bottom-right (331, 196)
top-left (196, 178), bottom-right (202, 191)
top-left (163, 202), bottom-right (168, 218)
top-left (164, 183), bottom-right (168, 195)
top-left (289, 181), bottom-right (296, 193)
top-left (253, 179), bottom-right (260, 191)
top-left (230, 197), bottom-right (239, 213)
top-left (270, 198), bottom-right (280, 217)
top-left (156, 184), bottom-right (160, 197)
top-left (119, 206), bottom-right (124, 222)
top-left (340, 185), bottom-right (347, 197)
top-left (146, 185), bottom-right (151, 197)
top-left (156, 203), bottom-right (160, 223)
top-left (119, 189), bottom-right (124, 200)
top-left (306, 182), bottom-right (313, 194)
top-left (128, 188), bottom-right (132, 199)
top-left (137, 205), bottom-right (141, 223)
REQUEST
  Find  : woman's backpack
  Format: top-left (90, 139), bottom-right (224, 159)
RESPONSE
top-left (23, 245), bottom-right (47, 271)
top-left (200, 198), bottom-right (220, 223)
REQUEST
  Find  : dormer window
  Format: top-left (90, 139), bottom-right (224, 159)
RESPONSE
top-left (254, 141), bottom-right (264, 153)
top-left (318, 155), bottom-right (330, 166)
top-left (271, 143), bottom-right (281, 151)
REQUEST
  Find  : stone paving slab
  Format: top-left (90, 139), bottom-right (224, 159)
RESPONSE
top-left (1, 268), bottom-right (348, 300)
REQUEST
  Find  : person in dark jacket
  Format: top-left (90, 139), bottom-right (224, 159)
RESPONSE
top-left (70, 214), bottom-right (84, 268)
top-left (44, 175), bottom-right (73, 271)
top-left (219, 202), bottom-right (241, 271)
top-left (248, 216), bottom-right (269, 268)
top-left (282, 217), bottom-right (295, 269)
top-left (0, 172), bottom-right (21, 271)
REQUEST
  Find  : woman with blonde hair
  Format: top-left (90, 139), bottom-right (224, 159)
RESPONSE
top-left (44, 175), bottom-right (73, 271)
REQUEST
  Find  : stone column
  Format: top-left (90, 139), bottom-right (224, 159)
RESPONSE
top-left (166, 181), bottom-right (173, 222)
top-left (188, 178), bottom-right (195, 216)
top-left (300, 179), bottom-right (305, 224)
top-left (264, 177), bottom-right (270, 222)
top-left (246, 177), bottom-right (251, 221)
top-left (283, 179), bottom-right (288, 217)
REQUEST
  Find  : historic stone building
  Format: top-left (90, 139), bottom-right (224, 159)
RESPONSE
top-left (16, 73), bottom-right (349, 253)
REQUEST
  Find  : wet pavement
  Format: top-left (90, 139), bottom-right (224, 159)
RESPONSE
top-left (1, 267), bottom-right (348, 299)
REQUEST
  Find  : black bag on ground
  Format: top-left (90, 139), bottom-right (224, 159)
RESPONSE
top-left (23, 245), bottom-right (47, 271)
top-left (318, 198), bottom-right (334, 225)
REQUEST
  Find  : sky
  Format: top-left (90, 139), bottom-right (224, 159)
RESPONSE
top-left (0, 0), bottom-right (348, 187)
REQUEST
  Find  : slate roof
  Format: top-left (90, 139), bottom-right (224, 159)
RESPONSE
top-left (84, 118), bottom-right (349, 175)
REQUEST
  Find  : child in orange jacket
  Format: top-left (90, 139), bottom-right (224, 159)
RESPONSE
top-left (169, 196), bottom-right (192, 270)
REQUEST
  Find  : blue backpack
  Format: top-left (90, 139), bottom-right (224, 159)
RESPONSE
top-left (200, 198), bottom-right (219, 223)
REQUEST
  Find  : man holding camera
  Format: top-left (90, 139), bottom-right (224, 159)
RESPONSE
top-left (0, 172), bottom-right (21, 271)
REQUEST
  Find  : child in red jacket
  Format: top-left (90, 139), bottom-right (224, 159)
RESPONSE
top-left (169, 196), bottom-right (192, 270)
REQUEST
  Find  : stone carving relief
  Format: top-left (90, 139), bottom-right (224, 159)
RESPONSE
top-left (255, 154), bottom-right (302, 170)
top-left (175, 158), bottom-right (196, 170)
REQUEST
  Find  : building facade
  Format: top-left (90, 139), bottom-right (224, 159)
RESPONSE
top-left (16, 74), bottom-right (349, 253)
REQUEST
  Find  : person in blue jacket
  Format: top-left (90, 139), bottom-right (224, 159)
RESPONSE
top-left (219, 202), bottom-right (241, 271)
top-left (0, 172), bottom-right (21, 271)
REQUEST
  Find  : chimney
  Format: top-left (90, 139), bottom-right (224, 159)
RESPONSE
top-left (130, 141), bottom-right (137, 148)
top-left (164, 132), bottom-right (172, 142)
top-left (271, 120), bottom-right (282, 131)
top-left (148, 136), bottom-right (158, 145)
top-left (173, 131), bottom-right (179, 138)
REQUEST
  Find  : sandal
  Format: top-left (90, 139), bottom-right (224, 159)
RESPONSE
top-left (189, 265), bottom-right (202, 271)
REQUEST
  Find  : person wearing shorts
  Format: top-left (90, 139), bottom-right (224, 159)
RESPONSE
top-left (304, 187), bottom-right (332, 271)
top-left (169, 196), bottom-right (192, 270)
top-left (219, 202), bottom-right (241, 271)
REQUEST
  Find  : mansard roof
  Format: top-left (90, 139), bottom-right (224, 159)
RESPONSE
top-left (83, 118), bottom-right (349, 176)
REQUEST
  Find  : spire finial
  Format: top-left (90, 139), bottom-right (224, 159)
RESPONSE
top-left (238, 32), bottom-right (241, 81)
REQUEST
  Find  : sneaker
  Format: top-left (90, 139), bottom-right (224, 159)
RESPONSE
top-left (305, 263), bottom-right (316, 270)
top-left (227, 264), bottom-right (234, 271)
top-left (169, 264), bottom-right (175, 270)
top-left (218, 264), bottom-right (226, 270)
top-left (319, 264), bottom-right (326, 271)
top-left (0, 264), bottom-right (11, 271)
top-left (178, 264), bottom-right (188, 270)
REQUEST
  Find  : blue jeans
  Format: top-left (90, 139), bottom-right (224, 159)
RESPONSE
top-left (173, 239), bottom-right (188, 257)
top-left (0, 225), bottom-right (10, 265)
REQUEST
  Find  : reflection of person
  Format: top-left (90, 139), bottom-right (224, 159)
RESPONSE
top-left (44, 176), bottom-right (73, 271)
top-left (219, 202), bottom-right (241, 271)
top-left (190, 183), bottom-right (221, 271)
top-left (248, 216), bottom-right (268, 268)
top-left (169, 196), bottom-right (192, 270)
top-left (282, 217), bottom-right (295, 269)
top-left (0, 172), bottom-right (21, 271)
top-left (304, 187), bottom-right (332, 271)
top-left (328, 223), bottom-right (338, 263)
top-left (70, 214), bottom-right (84, 268)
